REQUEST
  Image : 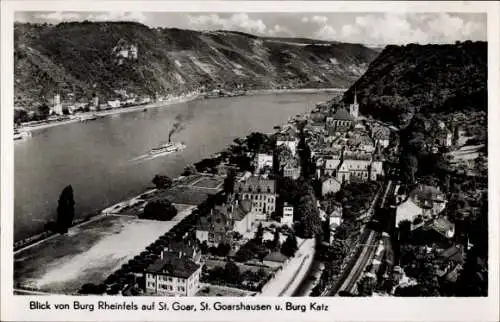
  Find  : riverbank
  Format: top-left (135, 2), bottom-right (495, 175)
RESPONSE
top-left (247, 87), bottom-right (346, 96)
top-left (17, 87), bottom-right (344, 133)
top-left (18, 93), bottom-right (200, 132)
top-left (13, 91), bottom-right (329, 249)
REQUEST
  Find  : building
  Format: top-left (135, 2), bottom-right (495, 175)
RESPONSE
top-left (256, 153), bottom-right (274, 173)
top-left (370, 160), bottom-right (384, 181)
top-left (326, 108), bottom-right (355, 135)
top-left (323, 155), bottom-right (342, 177)
top-left (349, 89), bottom-right (359, 119)
top-left (231, 199), bottom-right (257, 235)
top-left (276, 133), bottom-right (300, 157)
top-left (113, 39), bottom-right (139, 65)
top-left (90, 96), bottom-right (99, 111)
top-left (52, 94), bottom-right (63, 115)
top-left (107, 100), bottom-right (121, 109)
top-left (336, 155), bottom-right (372, 183)
top-left (372, 126), bottom-right (391, 148)
top-left (144, 252), bottom-right (201, 296)
top-left (327, 202), bottom-right (342, 244)
top-left (395, 185), bottom-right (448, 226)
top-left (346, 132), bottom-right (375, 153)
top-left (235, 176), bottom-right (277, 219)
top-left (163, 239), bottom-right (201, 264)
top-left (196, 205), bottom-right (232, 247)
top-left (422, 216), bottom-right (455, 239)
top-left (281, 204), bottom-right (294, 227)
top-left (282, 158), bottom-right (301, 180)
top-left (321, 176), bottom-right (342, 196)
top-left (195, 199), bottom-right (256, 247)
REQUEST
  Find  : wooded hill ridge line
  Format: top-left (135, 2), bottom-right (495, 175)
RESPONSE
top-left (14, 21), bottom-right (379, 108)
top-left (338, 41), bottom-right (487, 129)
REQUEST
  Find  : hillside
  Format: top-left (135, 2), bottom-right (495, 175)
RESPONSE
top-left (340, 41), bottom-right (487, 128)
top-left (14, 21), bottom-right (379, 108)
top-left (338, 42), bottom-right (488, 297)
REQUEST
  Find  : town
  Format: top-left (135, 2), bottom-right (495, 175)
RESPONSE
top-left (11, 82), bottom-right (482, 298)
top-left (11, 15), bottom-right (488, 301)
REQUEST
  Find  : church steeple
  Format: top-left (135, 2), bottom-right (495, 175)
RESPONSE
top-left (349, 87), bottom-right (359, 119)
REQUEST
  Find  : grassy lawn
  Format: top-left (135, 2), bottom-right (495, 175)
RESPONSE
top-left (154, 186), bottom-right (216, 205)
top-left (192, 177), bottom-right (224, 189)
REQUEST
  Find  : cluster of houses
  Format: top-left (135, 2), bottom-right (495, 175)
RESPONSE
top-left (306, 92), bottom-right (388, 197)
top-left (142, 92), bottom-right (396, 296)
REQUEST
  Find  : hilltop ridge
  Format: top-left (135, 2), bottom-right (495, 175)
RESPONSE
top-left (14, 21), bottom-right (379, 108)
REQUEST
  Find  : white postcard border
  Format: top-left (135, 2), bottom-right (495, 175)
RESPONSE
top-left (1, 1), bottom-right (499, 321)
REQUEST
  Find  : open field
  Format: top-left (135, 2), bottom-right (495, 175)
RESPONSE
top-left (14, 207), bottom-right (194, 294)
top-left (154, 186), bottom-right (216, 205)
top-left (191, 176), bottom-right (224, 189)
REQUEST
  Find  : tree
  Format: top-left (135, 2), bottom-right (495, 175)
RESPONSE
top-left (255, 223), bottom-right (264, 245)
top-left (214, 243), bottom-right (231, 257)
top-left (224, 260), bottom-right (241, 284)
top-left (35, 103), bottom-right (50, 120)
top-left (452, 125), bottom-right (460, 146)
top-left (223, 169), bottom-right (236, 195)
top-left (140, 199), bottom-right (177, 221)
top-left (298, 132), bottom-right (312, 179)
top-left (271, 229), bottom-right (281, 251)
top-left (398, 219), bottom-right (412, 243)
top-left (295, 194), bottom-right (322, 239)
top-left (322, 220), bottom-right (331, 243)
top-left (400, 152), bottom-right (418, 184)
top-left (182, 164), bottom-right (197, 176)
top-left (56, 185), bottom-right (75, 234)
top-left (246, 132), bottom-right (268, 153)
top-left (357, 276), bottom-right (376, 296)
top-left (152, 174), bottom-right (172, 189)
top-left (281, 232), bottom-right (298, 257)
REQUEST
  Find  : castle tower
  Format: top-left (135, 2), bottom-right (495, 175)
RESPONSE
top-left (349, 88), bottom-right (359, 119)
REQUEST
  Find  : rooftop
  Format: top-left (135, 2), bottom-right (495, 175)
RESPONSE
top-left (235, 176), bottom-right (276, 194)
top-left (145, 254), bottom-right (200, 279)
top-left (232, 199), bottom-right (253, 221)
top-left (332, 108), bottom-right (354, 121)
top-left (411, 185), bottom-right (446, 203)
top-left (438, 245), bottom-right (465, 264)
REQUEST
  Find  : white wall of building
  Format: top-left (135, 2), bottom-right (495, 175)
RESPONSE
top-left (145, 267), bottom-right (201, 296)
top-left (256, 153), bottom-right (274, 171)
top-left (281, 206), bottom-right (294, 227)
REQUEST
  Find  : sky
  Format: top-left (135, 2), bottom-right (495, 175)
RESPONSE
top-left (15, 11), bottom-right (487, 46)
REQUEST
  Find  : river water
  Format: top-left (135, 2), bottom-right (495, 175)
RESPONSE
top-left (14, 92), bottom-right (332, 241)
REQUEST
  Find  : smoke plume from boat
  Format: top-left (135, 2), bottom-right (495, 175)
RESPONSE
top-left (168, 101), bottom-right (196, 142)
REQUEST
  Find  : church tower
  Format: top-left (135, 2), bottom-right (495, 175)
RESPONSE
top-left (349, 88), bottom-right (359, 119)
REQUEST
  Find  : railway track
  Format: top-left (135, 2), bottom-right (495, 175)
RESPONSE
top-left (325, 180), bottom-right (395, 296)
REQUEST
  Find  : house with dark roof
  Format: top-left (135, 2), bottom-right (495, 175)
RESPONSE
top-left (326, 108), bottom-right (355, 135)
top-left (235, 176), bottom-right (277, 219)
top-left (144, 252), bottom-right (202, 296)
top-left (195, 199), bottom-right (257, 247)
top-left (163, 239), bottom-right (201, 264)
top-left (372, 126), bottom-right (391, 148)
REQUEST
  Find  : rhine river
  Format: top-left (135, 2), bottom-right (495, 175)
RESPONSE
top-left (14, 92), bottom-right (332, 241)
